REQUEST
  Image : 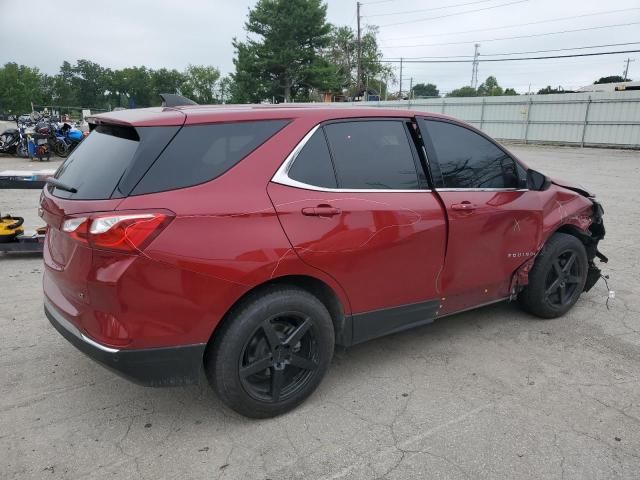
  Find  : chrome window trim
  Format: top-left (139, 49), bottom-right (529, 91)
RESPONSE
top-left (436, 188), bottom-right (529, 192)
top-left (271, 123), bottom-right (433, 193)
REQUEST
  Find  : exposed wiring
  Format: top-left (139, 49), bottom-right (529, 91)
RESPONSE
top-left (600, 274), bottom-right (612, 311)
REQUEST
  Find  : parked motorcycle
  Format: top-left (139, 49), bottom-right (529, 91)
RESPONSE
top-left (2, 118), bottom-right (31, 157)
top-left (27, 122), bottom-right (52, 161)
top-left (0, 124), bottom-right (21, 154)
top-left (58, 122), bottom-right (85, 155)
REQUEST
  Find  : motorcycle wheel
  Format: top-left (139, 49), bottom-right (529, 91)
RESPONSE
top-left (15, 142), bottom-right (29, 158)
top-left (0, 134), bottom-right (16, 154)
top-left (55, 141), bottom-right (70, 158)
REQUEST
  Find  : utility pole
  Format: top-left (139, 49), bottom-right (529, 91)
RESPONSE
top-left (409, 77), bottom-right (413, 99)
top-left (623, 57), bottom-right (635, 80)
top-left (356, 2), bottom-right (362, 98)
top-left (399, 57), bottom-right (403, 99)
top-left (471, 43), bottom-right (480, 88)
top-left (384, 74), bottom-right (388, 101)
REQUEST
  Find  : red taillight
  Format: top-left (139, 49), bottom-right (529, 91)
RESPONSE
top-left (62, 217), bottom-right (90, 244)
top-left (61, 212), bottom-right (172, 253)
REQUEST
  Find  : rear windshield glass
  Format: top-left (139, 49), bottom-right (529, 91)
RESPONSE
top-left (52, 125), bottom-right (139, 200)
top-left (131, 120), bottom-right (289, 195)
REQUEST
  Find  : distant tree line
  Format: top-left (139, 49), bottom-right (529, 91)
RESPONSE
top-left (0, 60), bottom-right (230, 114)
top-left (445, 76), bottom-right (518, 97)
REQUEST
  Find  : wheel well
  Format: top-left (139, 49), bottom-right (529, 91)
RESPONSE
top-left (207, 275), bottom-right (349, 351)
top-left (552, 224), bottom-right (595, 259)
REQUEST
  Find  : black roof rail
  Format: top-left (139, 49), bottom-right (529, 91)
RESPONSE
top-left (159, 93), bottom-right (198, 107)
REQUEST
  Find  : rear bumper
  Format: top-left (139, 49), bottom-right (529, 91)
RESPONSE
top-left (45, 298), bottom-right (205, 386)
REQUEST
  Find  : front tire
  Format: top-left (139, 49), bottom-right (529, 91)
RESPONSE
top-left (206, 286), bottom-right (334, 418)
top-left (15, 141), bottom-right (28, 158)
top-left (519, 233), bottom-right (588, 318)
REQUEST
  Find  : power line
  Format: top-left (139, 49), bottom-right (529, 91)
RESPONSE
top-left (386, 42), bottom-right (640, 60)
top-left (383, 49), bottom-right (640, 63)
top-left (375, 0), bottom-right (529, 28)
top-left (382, 22), bottom-right (640, 48)
top-left (379, 8), bottom-right (640, 42)
top-left (366, 0), bottom-right (498, 17)
top-left (361, 0), bottom-right (397, 5)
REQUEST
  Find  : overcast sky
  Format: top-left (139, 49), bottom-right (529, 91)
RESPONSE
top-left (2, 0), bottom-right (639, 94)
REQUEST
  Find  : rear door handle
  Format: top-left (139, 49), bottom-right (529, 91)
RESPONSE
top-left (451, 202), bottom-right (478, 211)
top-left (301, 205), bottom-right (341, 217)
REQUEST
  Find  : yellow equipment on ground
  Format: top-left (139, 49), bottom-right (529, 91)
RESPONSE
top-left (0, 214), bottom-right (25, 243)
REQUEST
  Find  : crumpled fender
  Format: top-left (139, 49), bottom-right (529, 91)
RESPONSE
top-left (509, 183), bottom-right (606, 296)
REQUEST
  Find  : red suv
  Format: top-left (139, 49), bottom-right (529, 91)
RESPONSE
top-left (41, 104), bottom-right (606, 418)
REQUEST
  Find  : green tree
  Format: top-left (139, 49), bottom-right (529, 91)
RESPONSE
top-left (412, 83), bottom-right (439, 98)
top-left (217, 76), bottom-right (234, 104)
top-left (323, 25), bottom-right (392, 97)
top-left (150, 68), bottom-right (187, 105)
top-left (232, 0), bottom-right (335, 103)
top-left (52, 61), bottom-right (78, 106)
top-left (503, 88), bottom-right (518, 96)
top-left (594, 75), bottom-right (630, 84)
top-left (72, 59), bottom-right (109, 108)
top-left (447, 86), bottom-right (477, 97)
top-left (477, 76), bottom-right (503, 96)
top-left (182, 65), bottom-right (221, 104)
top-left (537, 85), bottom-right (568, 94)
top-left (0, 63), bottom-right (47, 113)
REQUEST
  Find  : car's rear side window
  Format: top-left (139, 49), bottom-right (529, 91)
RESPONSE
top-left (132, 120), bottom-right (289, 195)
top-left (52, 125), bottom-right (140, 200)
top-left (288, 128), bottom-right (337, 188)
top-left (323, 120), bottom-right (420, 190)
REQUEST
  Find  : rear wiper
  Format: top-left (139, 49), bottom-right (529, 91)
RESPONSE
top-left (46, 178), bottom-right (78, 193)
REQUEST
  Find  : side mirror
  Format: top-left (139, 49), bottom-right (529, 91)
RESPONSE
top-left (526, 168), bottom-right (550, 191)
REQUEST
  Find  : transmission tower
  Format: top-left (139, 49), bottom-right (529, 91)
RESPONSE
top-left (471, 44), bottom-right (480, 88)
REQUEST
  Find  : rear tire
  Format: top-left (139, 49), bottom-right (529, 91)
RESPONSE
top-left (206, 286), bottom-right (334, 418)
top-left (55, 141), bottom-right (70, 158)
top-left (518, 233), bottom-right (588, 319)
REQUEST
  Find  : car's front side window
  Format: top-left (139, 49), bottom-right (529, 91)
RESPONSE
top-left (422, 120), bottom-right (519, 189)
top-left (323, 120), bottom-right (420, 190)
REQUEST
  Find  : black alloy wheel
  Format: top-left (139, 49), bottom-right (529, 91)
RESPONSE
top-left (240, 313), bottom-right (318, 403)
top-left (519, 233), bottom-right (588, 318)
top-left (207, 286), bottom-right (334, 418)
top-left (543, 249), bottom-right (582, 308)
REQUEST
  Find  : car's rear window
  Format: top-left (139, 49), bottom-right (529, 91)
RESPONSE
top-left (51, 119), bottom-right (289, 199)
top-left (131, 120), bottom-right (289, 195)
top-left (51, 125), bottom-right (140, 200)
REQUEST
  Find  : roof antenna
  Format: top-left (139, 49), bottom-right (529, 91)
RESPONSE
top-left (159, 93), bottom-right (198, 107)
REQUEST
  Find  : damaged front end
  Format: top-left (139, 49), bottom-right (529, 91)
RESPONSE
top-left (553, 179), bottom-right (608, 292)
top-left (582, 198), bottom-right (608, 292)
top-left (510, 188), bottom-right (608, 299)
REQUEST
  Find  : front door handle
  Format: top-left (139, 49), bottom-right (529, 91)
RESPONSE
top-left (301, 205), bottom-right (341, 217)
top-left (451, 202), bottom-right (478, 211)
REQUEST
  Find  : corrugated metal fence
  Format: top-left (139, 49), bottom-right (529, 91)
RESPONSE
top-left (329, 91), bottom-right (640, 149)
